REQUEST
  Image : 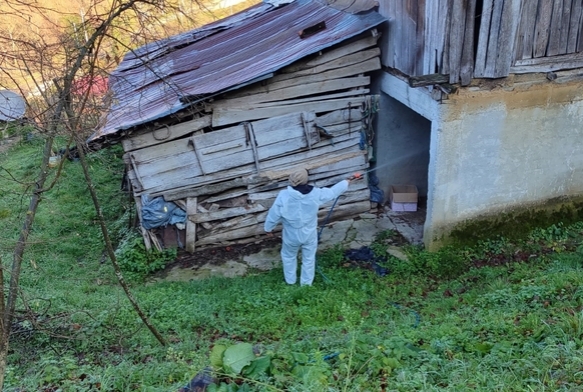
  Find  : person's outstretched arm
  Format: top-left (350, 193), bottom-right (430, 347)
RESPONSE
top-left (317, 178), bottom-right (351, 205)
top-left (264, 192), bottom-right (285, 233)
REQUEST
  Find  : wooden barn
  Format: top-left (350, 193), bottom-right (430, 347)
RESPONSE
top-left (88, 0), bottom-right (386, 252)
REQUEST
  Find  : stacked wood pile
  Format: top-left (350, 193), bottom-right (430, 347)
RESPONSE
top-left (121, 32), bottom-right (382, 252)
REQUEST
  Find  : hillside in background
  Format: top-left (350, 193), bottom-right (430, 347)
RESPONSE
top-left (0, 0), bottom-right (259, 92)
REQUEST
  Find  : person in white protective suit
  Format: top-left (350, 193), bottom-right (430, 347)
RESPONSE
top-left (264, 168), bottom-right (351, 286)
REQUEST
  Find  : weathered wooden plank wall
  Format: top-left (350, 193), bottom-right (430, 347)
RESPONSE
top-left (380, 0), bottom-right (425, 75)
top-left (512, 0), bottom-right (583, 73)
top-left (122, 33), bottom-right (381, 250)
top-left (379, 0), bottom-right (583, 82)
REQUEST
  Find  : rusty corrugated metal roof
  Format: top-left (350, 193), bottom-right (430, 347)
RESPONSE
top-left (90, 0), bottom-right (385, 142)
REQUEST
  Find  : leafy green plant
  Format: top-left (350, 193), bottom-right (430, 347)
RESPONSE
top-left (5, 134), bottom-right (583, 391)
top-left (115, 230), bottom-right (176, 278)
top-left (208, 343), bottom-right (273, 391)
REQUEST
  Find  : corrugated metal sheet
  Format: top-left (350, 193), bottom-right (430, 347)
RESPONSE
top-left (90, 0), bottom-right (385, 142)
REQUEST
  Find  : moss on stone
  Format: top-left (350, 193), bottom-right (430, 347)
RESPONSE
top-left (446, 196), bottom-right (583, 247)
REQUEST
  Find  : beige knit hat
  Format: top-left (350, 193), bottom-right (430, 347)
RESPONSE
top-left (289, 168), bottom-right (308, 186)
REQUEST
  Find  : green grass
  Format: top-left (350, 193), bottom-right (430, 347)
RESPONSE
top-left (2, 136), bottom-right (583, 391)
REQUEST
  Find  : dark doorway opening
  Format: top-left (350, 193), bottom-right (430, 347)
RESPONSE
top-left (372, 92), bottom-right (431, 245)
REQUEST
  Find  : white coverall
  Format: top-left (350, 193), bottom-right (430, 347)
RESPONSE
top-left (264, 180), bottom-right (349, 286)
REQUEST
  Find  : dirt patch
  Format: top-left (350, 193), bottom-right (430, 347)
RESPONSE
top-left (163, 237), bottom-right (282, 271)
top-left (0, 135), bottom-right (21, 154)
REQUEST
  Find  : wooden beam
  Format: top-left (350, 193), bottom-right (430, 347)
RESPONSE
top-left (281, 34), bottom-right (380, 74)
top-left (212, 76), bottom-right (370, 108)
top-left (408, 74), bottom-right (449, 87)
top-left (190, 204), bottom-right (267, 223)
top-left (240, 89), bottom-right (370, 109)
top-left (510, 51), bottom-right (583, 73)
top-left (121, 116), bottom-right (211, 152)
top-left (186, 197), bottom-right (197, 253)
top-left (212, 96), bottom-right (367, 127)
top-left (195, 200), bottom-right (371, 246)
top-left (226, 58), bottom-right (380, 99)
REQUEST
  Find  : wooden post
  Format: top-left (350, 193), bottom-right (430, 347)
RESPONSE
top-left (301, 112), bottom-right (313, 150)
top-left (129, 154), bottom-right (145, 190)
top-left (186, 197), bottom-right (197, 253)
top-left (134, 196), bottom-right (151, 251)
top-left (188, 138), bottom-right (207, 175)
top-left (245, 122), bottom-right (261, 174)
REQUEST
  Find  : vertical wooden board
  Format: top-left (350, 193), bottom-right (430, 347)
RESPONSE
top-left (568, 0), bottom-right (583, 52)
top-left (382, 0), bottom-right (396, 67)
top-left (126, 168), bottom-right (142, 193)
top-left (534, 0), bottom-right (553, 57)
top-left (393, 0), bottom-right (404, 70)
top-left (448, 0), bottom-right (466, 83)
top-left (436, 0), bottom-right (452, 75)
top-left (423, 0), bottom-right (433, 74)
top-left (474, 0), bottom-right (494, 76)
top-left (579, 15), bottom-right (583, 52)
top-left (425, 0), bottom-right (440, 74)
top-left (547, 0), bottom-right (565, 56)
top-left (460, 0), bottom-right (477, 85)
top-left (494, 0), bottom-right (522, 76)
top-left (186, 197), bottom-right (197, 253)
top-left (403, 0), bottom-right (418, 75)
top-left (483, 0), bottom-right (504, 76)
top-left (559, 0), bottom-right (572, 53)
top-left (415, 0), bottom-right (426, 75)
top-left (519, 0), bottom-right (540, 59)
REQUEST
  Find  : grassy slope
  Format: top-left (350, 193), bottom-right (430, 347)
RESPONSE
top-left (1, 138), bottom-right (583, 391)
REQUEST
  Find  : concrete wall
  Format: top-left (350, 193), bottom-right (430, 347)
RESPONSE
top-left (374, 92), bottom-right (431, 199)
top-left (377, 72), bottom-right (583, 248)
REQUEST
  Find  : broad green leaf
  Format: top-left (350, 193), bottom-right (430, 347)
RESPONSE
top-left (210, 344), bottom-right (227, 369)
top-left (474, 342), bottom-right (494, 354)
top-left (223, 343), bottom-right (255, 375)
top-left (383, 357), bottom-right (400, 369)
top-left (291, 364), bottom-right (328, 385)
top-left (292, 352), bottom-right (309, 364)
top-left (237, 383), bottom-right (251, 392)
top-left (242, 356), bottom-right (271, 378)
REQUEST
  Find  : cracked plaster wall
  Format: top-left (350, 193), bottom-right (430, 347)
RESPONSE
top-left (377, 72), bottom-right (583, 249)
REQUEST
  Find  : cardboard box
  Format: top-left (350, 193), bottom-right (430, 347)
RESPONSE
top-left (389, 185), bottom-right (418, 212)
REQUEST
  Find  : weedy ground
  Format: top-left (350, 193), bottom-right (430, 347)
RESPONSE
top-left (1, 136), bottom-right (583, 391)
